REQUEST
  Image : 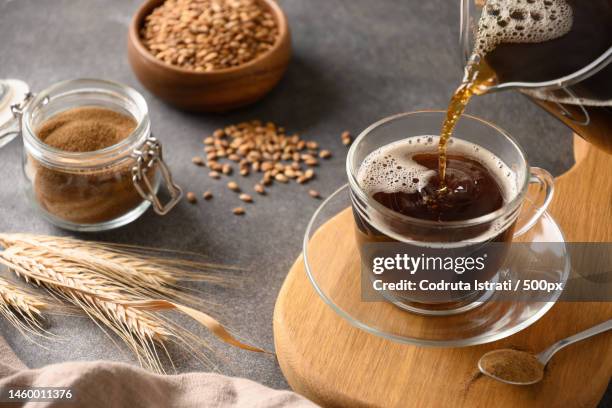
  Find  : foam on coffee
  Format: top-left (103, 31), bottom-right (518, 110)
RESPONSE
top-left (357, 136), bottom-right (517, 201)
top-left (357, 136), bottom-right (435, 196)
top-left (475, 0), bottom-right (573, 55)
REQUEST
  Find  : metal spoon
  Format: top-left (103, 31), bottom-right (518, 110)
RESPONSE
top-left (478, 319), bottom-right (612, 385)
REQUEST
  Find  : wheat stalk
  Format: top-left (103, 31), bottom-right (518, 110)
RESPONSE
top-left (0, 233), bottom-right (265, 373)
top-left (0, 276), bottom-right (48, 339)
top-left (0, 234), bottom-right (233, 304)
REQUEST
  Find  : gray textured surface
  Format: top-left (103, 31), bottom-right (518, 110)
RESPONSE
top-left (0, 0), bottom-right (609, 406)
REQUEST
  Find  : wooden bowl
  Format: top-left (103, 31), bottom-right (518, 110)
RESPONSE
top-left (127, 0), bottom-right (291, 112)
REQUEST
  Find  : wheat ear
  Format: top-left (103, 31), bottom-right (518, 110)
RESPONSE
top-left (1, 247), bottom-right (174, 371)
top-left (0, 233), bottom-right (265, 373)
top-left (0, 276), bottom-right (48, 339)
top-left (0, 234), bottom-right (232, 306)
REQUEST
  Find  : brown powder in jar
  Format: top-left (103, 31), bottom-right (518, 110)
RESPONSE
top-left (479, 349), bottom-right (544, 384)
top-left (38, 107), bottom-right (135, 152)
top-left (32, 107), bottom-right (149, 225)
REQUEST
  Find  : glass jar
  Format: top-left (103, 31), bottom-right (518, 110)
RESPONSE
top-left (0, 78), bottom-right (182, 231)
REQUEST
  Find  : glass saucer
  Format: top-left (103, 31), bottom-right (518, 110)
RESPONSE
top-left (303, 184), bottom-right (569, 347)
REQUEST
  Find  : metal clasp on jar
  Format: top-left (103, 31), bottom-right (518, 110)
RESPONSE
top-left (0, 82), bottom-right (32, 149)
top-left (131, 136), bottom-right (183, 215)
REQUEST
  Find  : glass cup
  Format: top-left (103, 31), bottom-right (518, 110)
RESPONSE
top-left (346, 111), bottom-right (554, 315)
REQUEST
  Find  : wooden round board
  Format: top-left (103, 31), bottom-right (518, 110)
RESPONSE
top-left (273, 136), bottom-right (612, 407)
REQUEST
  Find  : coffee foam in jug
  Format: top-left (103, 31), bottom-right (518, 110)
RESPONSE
top-left (475, 0), bottom-right (573, 55)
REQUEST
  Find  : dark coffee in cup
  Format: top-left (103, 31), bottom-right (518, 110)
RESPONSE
top-left (368, 153), bottom-right (505, 222)
top-left (352, 136), bottom-right (517, 309)
top-left (356, 136), bottom-right (515, 223)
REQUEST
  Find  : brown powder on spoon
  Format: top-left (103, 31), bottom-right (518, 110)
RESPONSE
top-left (32, 107), bottom-right (149, 225)
top-left (480, 349), bottom-right (544, 384)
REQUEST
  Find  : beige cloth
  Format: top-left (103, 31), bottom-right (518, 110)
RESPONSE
top-left (0, 336), bottom-right (317, 408)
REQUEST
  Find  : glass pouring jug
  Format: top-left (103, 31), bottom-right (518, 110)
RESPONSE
top-left (460, 0), bottom-right (612, 153)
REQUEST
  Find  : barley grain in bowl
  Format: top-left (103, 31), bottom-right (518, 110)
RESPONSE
top-left (128, 0), bottom-right (292, 112)
top-left (141, 0), bottom-right (279, 71)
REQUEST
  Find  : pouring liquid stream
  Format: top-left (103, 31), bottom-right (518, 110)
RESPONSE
top-left (438, 58), bottom-right (496, 192)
